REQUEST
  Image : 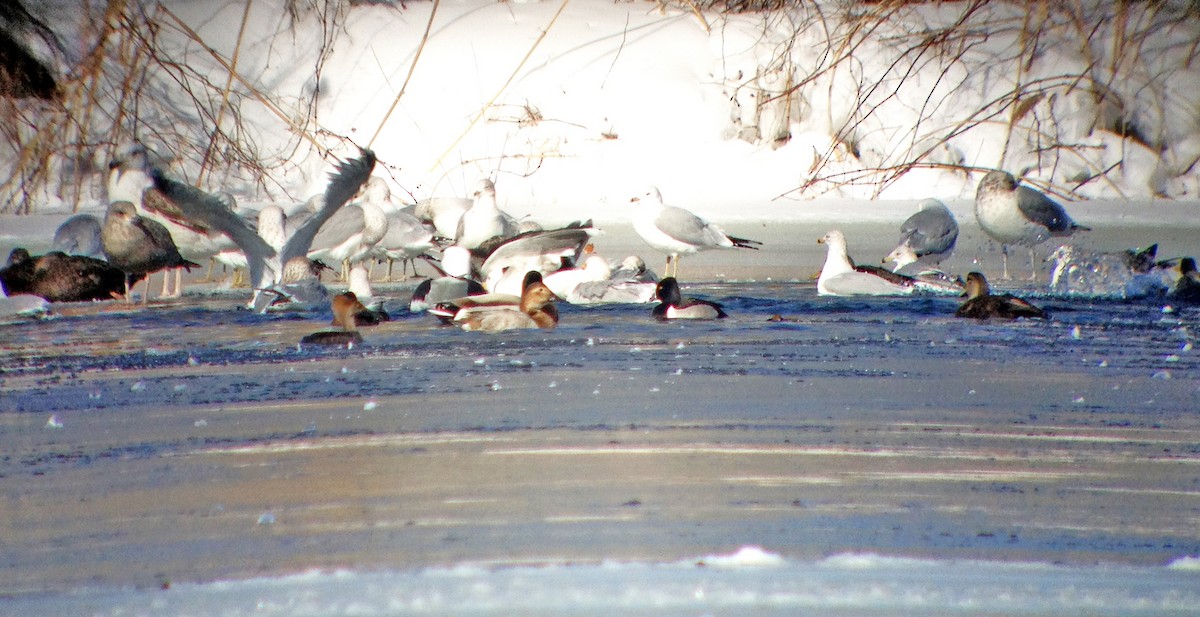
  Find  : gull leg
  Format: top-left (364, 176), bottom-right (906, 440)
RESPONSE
top-left (201, 258), bottom-right (216, 282)
top-left (1027, 248), bottom-right (1038, 281)
top-left (1001, 246), bottom-right (1011, 280)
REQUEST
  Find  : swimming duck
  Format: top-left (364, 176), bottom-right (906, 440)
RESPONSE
top-left (454, 272), bottom-right (559, 332)
top-left (301, 291), bottom-right (367, 347)
top-left (955, 272), bottom-right (1047, 319)
top-left (651, 277), bottom-right (727, 320)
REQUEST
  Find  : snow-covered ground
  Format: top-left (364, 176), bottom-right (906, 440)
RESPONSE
top-left (9, 0), bottom-right (1200, 222)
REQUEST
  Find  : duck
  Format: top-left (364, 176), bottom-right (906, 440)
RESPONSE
top-left (409, 246), bottom-right (487, 314)
top-left (955, 272), bottom-right (1047, 319)
top-left (630, 186), bottom-right (760, 278)
top-left (651, 277), bottom-right (727, 320)
top-left (329, 290), bottom-right (388, 329)
top-left (301, 292), bottom-right (367, 347)
top-left (1166, 257), bottom-right (1200, 304)
top-left (974, 170), bottom-right (1089, 279)
top-left (817, 230), bottom-right (916, 296)
top-left (100, 201), bottom-right (201, 303)
top-left (449, 271), bottom-right (559, 332)
top-left (1, 248), bottom-right (127, 302)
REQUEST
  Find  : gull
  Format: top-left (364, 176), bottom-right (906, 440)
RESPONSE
top-left (817, 230), bottom-right (915, 296)
top-left (374, 209), bottom-right (436, 281)
top-left (456, 179), bottom-right (520, 250)
top-left (542, 249), bottom-right (613, 300)
top-left (883, 198), bottom-right (958, 272)
top-left (107, 144), bottom-right (241, 297)
top-left (346, 262), bottom-right (390, 320)
top-left (51, 214), bottom-right (104, 258)
top-left (564, 255), bottom-right (659, 305)
top-left (0, 286), bottom-right (49, 322)
top-left (975, 170), bottom-right (1089, 280)
top-left (308, 198), bottom-right (389, 280)
top-left (259, 257), bottom-right (330, 312)
top-left (100, 201), bottom-right (201, 303)
top-left (651, 277), bottom-right (727, 320)
top-left (630, 186), bottom-right (760, 278)
top-left (414, 195), bottom-right (472, 240)
top-left (408, 246), bottom-right (486, 313)
top-left (955, 272), bottom-right (1047, 319)
top-left (478, 224), bottom-right (598, 295)
top-left (149, 150), bottom-right (376, 312)
top-left (1, 248), bottom-right (125, 302)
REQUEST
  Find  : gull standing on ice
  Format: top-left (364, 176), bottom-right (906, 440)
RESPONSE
top-left (817, 230), bottom-right (915, 296)
top-left (307, 195), bottom-right (389, 280)
top-left (374, 208), bottom-right (436, 281)
top-left (955, 272), bottom-right (1047, 319)
top-left (974, 170), bottom-right (1089, 279)
top-left (883, 198), bottom-right (958, 272)
top-left (100, 201), bottom-right (201, 303)
top-left (630, 186), bottom-right (760, 278)
top-left (107, 144), bottom-right (242, 297)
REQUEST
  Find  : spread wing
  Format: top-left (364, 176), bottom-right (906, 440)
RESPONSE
top-left (280, 149), bottom-right (377, 268)
top-left (150, 168), bottom-right (275, 284)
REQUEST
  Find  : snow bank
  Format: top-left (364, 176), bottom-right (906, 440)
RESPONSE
top-left (5, 1), bottom-right (1200, 218)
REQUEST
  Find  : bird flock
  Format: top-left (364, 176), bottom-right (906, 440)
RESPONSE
top-left (3, 147), bottom-right (1198, 337)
